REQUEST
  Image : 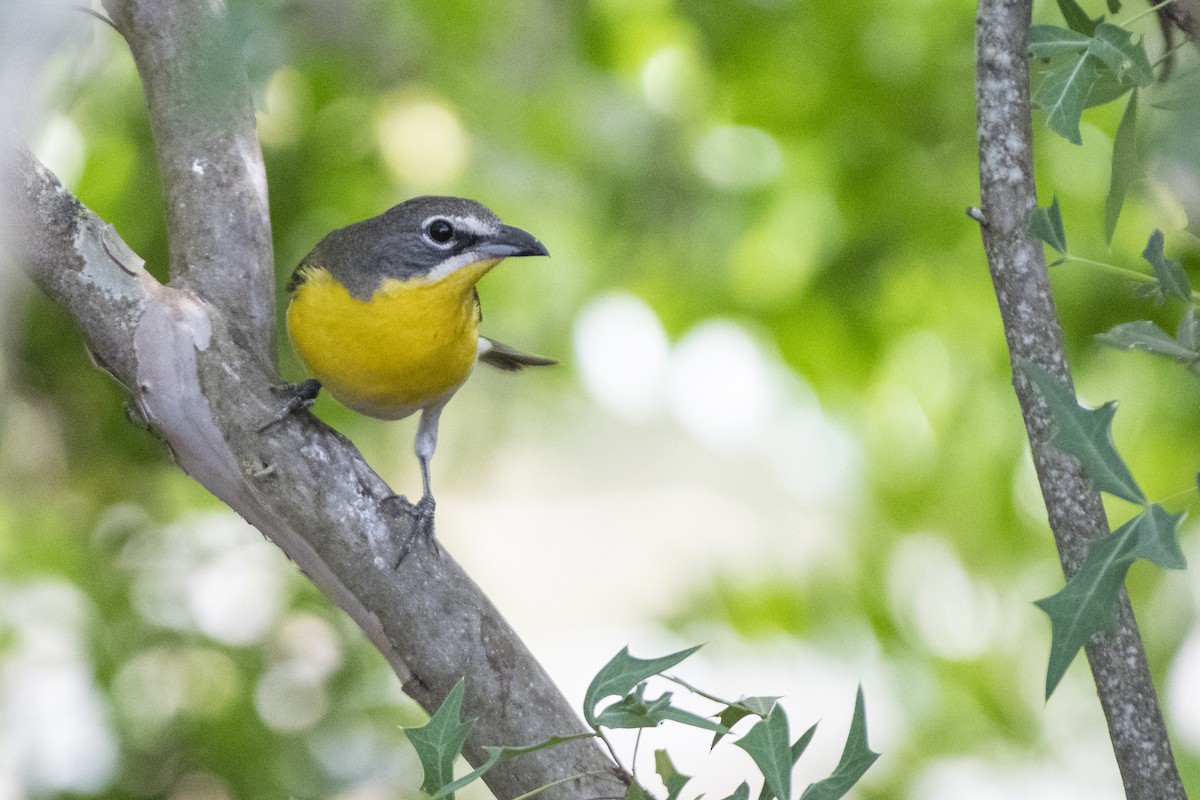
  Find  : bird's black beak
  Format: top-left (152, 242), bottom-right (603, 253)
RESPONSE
top-left (477, 224), bottom-right (550, 259)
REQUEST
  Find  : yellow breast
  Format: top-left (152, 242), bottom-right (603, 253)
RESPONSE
top-left (286, 260), bottom-right (498, 419)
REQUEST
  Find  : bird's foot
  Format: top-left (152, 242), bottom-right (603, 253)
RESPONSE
top-left (259, 379), bottom-right (322, 432)
top-left (382, 493), bottom-right (439, 567)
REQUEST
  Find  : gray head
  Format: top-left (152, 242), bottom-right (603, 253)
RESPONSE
top-left (289, 196), bottom-right (548, 299)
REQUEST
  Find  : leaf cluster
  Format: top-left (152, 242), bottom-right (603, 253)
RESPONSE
top-left (402, 646), bottom-right (879, 800)
top-left (1029, 19), bottom-right (1153, 146)
top-left (1020, 361), bottom-right (1187, 698)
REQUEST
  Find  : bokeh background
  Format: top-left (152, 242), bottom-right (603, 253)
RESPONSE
top-left (2, 0), bottom-right (1200, 797)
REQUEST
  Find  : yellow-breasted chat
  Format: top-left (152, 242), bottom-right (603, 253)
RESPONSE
top-left (269, 196), bottom-right (553, 527)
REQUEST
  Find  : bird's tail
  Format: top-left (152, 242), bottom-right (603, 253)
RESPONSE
top-left (477, 337), bottom-right (558, 371)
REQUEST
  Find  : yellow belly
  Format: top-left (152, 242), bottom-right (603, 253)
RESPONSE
top-left (286, 261), bottom-right (497, 419)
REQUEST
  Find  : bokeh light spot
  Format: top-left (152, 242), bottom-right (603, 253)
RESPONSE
top-left (376, 96), bottom-right (469, 187)
top-left (667, 320), bottom-right (781, 451)
top-left (729, 190), bottom-right (843, 308)
top-left (695, 125), bottom-right (783, 191)
top-left (574, 292), bottom-right (670, 421)
top-left (640, 45), bottom-right (707, 117)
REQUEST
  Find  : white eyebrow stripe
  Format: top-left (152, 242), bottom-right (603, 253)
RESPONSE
top-left (422, 214), bottom-right (498, 237)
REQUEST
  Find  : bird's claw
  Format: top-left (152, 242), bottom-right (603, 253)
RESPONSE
top-left (383, 493), bottom-right (439, 567)
top-left (259, 379), bottom-right (322, 432)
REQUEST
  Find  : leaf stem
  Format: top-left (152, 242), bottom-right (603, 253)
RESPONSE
top-left (662, 673), bottom-right (736, 707)
top-left (511, 770), bottom-right (626, 800)
top-left (594, 728), bottom-right (633, 781)
top-left (1150, 38), bottom-right (1193, 69)
top-left (1056, 255), bottom-right (1200, 303)
top-left (1059, 254), bottom-right (1156, 284)
top-left (1120, 0), bottom-right (1179, 27)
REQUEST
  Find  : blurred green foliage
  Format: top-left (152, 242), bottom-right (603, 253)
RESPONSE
top-left (5, 0), bottom-right (1200, 797)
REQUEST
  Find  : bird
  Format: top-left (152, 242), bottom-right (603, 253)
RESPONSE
top-left (271, 196), bottom-right (554, 528)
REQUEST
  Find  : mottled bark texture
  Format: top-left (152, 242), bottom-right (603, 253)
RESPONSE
top-left (2, 2), bottom-right (624, 797)
top-left (974, 1), bottom-right (1187, 797)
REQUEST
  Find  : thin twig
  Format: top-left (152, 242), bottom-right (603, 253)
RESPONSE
top-left (974, 0), bottom-right (1186, 797)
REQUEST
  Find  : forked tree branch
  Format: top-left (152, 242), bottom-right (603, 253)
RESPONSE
top-left (2, 2), bottom-right (624, 797)
top-left (974, 1), bottom-right (1186, 797)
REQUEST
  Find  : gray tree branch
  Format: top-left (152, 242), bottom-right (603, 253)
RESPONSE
top-left (102, 0), bottom-right (276, 366)
top-left (974, 1), bottom-right (1186, 797)
top-left (2, 2), bottom-right (625, 797)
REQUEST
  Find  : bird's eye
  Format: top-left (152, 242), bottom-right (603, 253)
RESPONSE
top-left (426, 218), bottom-right (455, 244)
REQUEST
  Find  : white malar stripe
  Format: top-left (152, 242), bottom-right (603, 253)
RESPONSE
top-left (423, 250), bottom-right (500, 282)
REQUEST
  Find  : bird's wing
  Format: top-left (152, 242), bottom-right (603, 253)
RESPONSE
top-left (477, 337), bottom-right (558, 371)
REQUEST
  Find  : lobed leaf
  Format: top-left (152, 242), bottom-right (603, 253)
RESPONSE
top-left (1019, 361), bottom-right (1145, 504)
top-left (584, 645), bottom-right (702, 727)
top-left (655, 751), bottom-right (693, 800)
top-left (1103, 91), bottom-right (1138, 243)
top-left (734, 705), bottom-right (793, 800)
top-left (405, 680), bottom-right (475, 799)
top-left (1036, 506), bottom-right (1185, 698)
top-left (1033, 54), bottom-right (1100, 144)
top-left (1054, 0), bottom-right (1102, 34)
top-left (432, 734), bottom-right (597, 799)
top-left (1097, 320), bottom-right (1200, 362)
top-left (799, 687), bottom-right (879, 800)
top-left (1087, 24), bottom-right (1154, 86)
top-left (1142, 229), bottom-right (1192, 303)
top-left (595, 686), bottom-right (729, 733)
top-left (1028, 197), bottom-right (1068, 253)
top-left (1029, 25), bottom-right (1091, 58)
top-left (712, 696), bottom-right (781, 748)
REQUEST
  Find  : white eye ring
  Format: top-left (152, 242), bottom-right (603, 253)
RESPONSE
top-left (423, 217), bottom-right (456, 248)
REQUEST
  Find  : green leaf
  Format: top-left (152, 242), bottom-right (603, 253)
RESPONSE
top-left (720, 783), bottom-right (752, 800)
top-left (1036, 506), bottom-right (1185, 698)
top-left (1087, 24), bottom-right (1154, 86)
top-left (1054, 0), bottom-right (1102, 34)
top-left (404, 680), bottom-right (474, 798)
top-left (655, 750), bottom-right (693, 800)
top-left (1104, 91), bottom-right (1138, 243)
top-left (660, 705), bottom-right (731, 733)
top-left (1028, 197), bottom-right (1068, 253)
top-left (625, 782), bottom-right (654, 800)
top-left (712, 696), bottom-right (781, 748)
top-left (734, 705), bottom-right (793, 800)
top-left (1143, 229), bottom-right (1192, 303)
top-left (1131, 504), bottom-right (1187, 570)
top-left (799, 687), bottom-right (880, 800)
top-left (1019, 361), bottom-right (1145, 503)
top-left (1029, 25), bottom-right (1091, 58)
top-left (432, 733), bottom-right (596, 799)
top-left (1083, 68), bottom-right (1137, 108)
top-left (594, 685), bottom-right (729, 733)
top-left (1098, 320), bottom-right (1200, 361)
top-left (1106, 0), bottom-right (1121, 12)
top-left (584, 645), bottom-right (701, 727)
top-left (792, 722), bottom-right (819, 763)
top-left (1178, 308), bottom-right (1199, 351)
top-left (1033, 54), bottom-right (1100, 144)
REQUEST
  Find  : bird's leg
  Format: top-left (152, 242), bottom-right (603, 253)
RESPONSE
top-left (411, 404), bottom-right (443, 538)
top-left (386, 404), bottom-right (446, 567)
top-left (259, 379), bottom-right (322, 431)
